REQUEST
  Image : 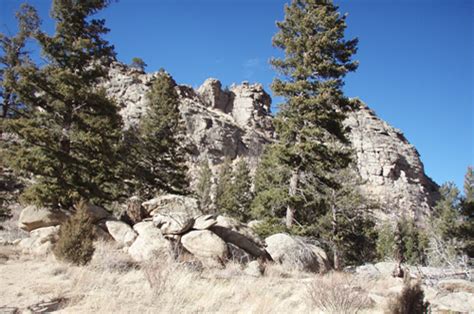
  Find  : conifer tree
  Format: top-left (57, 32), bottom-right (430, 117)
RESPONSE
top-left (196, 159), bottom-right (213, 212)
top-left (130, 57), bottom-right (147, 71)
top-left (255, 0), bottom-right (358, 228)
top-left (215, 158), bottom-right (253, 222)
top-left (0, 4), bottom-right (40, 119)
top-left (129, 70), bottom-right (188, 198)
top-left (459, 166), bottom-right (474, 257)
top-left (432, 182), bottom-right (461, 240)
top-left (5, 0), bottom-right (124, 208)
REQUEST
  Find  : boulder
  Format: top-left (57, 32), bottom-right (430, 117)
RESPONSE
top-left (128, 222), bottom-right (171, 262)
top-left (214, 216), bottom-right (263, 246)
top-left (142, 194), bottom-right (200, 216)
top-left (153, 214), bottom-right (194, 235)
top-left (429, 292), bottom-right (474, 313)
top-left (18, 225), bottom-right (60, 255)
top-left (437, 279), bottom-right (474, 294)
top-left (264, 233), bottom-right (327, 273)
top-left (18, 206), bottom-right (68, 232)
top-left (181, 230), bottom-right (228, 268)
top-left (119, 196), bottom-right (148, 225)
top-left (244, 260), bottom-right (264, 277)
top-left (105, 220), bottom-right (137, 246)
top-left (193, 214), bottom-right (217, 230)
top-left (81, 203), bottom-right (110, 223)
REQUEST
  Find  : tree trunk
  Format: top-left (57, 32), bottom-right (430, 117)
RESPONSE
top-left (286, 168), bottom-right (299, 228)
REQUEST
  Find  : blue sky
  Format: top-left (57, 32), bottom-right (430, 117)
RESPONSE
top-left (1, 0), bottom-right (472, 191)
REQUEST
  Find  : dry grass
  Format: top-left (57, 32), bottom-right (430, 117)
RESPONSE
top-left (307, 271), bottom-right (373, 314)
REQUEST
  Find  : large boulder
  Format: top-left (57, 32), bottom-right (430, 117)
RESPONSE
top-left (153, 214), bottom-right (194, 236)
top-left (428, 292), bottom-right (474, 313)
top-left (81, 203), bottom-right (110, 223)
top-left (105, 220), bottom-right (137, 246)
top-left (119, 196), bottom-right (148, 225)
top-left (264, 233), bottom-right (328, 273)
top-left (437, 279), bottom-right (474, 294)
top-left (181, 230), bottom-right (228, 268)
top-left (142, 194), bottom-right (201, 217)
top-left (18, 206), bottom-right (68, 232)
top-left (128, 221), bottom-right (171, 262)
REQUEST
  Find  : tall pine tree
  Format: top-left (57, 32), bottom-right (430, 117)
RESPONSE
top-left (5, 0), bottom-right (124, 208)
top-left (254, 0), bottom-right (358, 228)
top-left (128, 70), bottom-right (188, 198)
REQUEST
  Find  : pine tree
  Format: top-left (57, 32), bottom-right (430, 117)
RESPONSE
top-left (459, 166), bottom-right (474, 257)
top-left (0, 3), bottom-right (40, 119)
top-left (254, 0), bottom-right (358, 228)
top-left (215, 158), bottom-right (253, 222)
top-left (215, 157), bottom-right (234, 214)
top-left (130, 57), bottom-right (147, 71)
top-left (196, 159), bottom-right (213, 212)
top-left (4, 0), bottom-right (124, 208)
top-left (432, 182), bottom-right (461, 240)
top-left (128, 70), bottom-right (188, 198)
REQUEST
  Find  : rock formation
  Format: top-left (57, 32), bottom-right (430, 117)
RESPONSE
top-left (103, 63), bottom-right (438, 221)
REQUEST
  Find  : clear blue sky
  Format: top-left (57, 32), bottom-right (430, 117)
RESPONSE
top-left (1, 0), bottom-right (473, 191)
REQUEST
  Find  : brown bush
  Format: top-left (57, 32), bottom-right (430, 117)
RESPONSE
top-left (388, 279), bottom-right (429, 314)
top-left (54, 201), bottom-right (95, 265)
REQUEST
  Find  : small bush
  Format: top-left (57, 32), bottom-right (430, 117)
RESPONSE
top-left (54, 201), bottom-right (95, 265)
top-left (388, 279), bottom-right (429, 314)
top-left (307, 272), bottom-right (372, 313)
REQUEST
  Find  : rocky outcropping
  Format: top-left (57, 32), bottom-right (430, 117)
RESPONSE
top-left (103, 63), bottom-right (438, 220)
top-left (345, 100), bottom-right (439, 221)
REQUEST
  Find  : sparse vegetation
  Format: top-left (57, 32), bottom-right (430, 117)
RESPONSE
top-left (388, 279), bottom-right (429, 314)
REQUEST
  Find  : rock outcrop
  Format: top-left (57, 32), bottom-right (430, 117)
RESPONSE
top-left (103, 63), bottom-right (439, 221)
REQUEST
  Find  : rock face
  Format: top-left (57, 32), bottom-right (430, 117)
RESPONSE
top-left (103, 63), bottom-right (439, 220)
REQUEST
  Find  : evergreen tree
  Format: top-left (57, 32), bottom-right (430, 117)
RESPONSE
top-left (128, 70), bottom-right (188, 198)
top-left (254, 0), bottom-right (358, 228)
top-left (0, 4), bottom-right (40, 119)
top-left (196, 159), bottom-right (213, 212)
top-left (4, 0), bottom-right (124, 208)
top-left (215, 158), bottom-right (253, 222)
top-left (215, 157), bottom-right (234, 214)
top-left (130, 57), bottom-right (147, 71)
top-left (459, 166), bottom-right (474, 257)
top-left (432, 182), bottom-right (461, 240)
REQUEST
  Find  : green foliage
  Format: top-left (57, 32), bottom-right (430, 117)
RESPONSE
top-left (253, 0), bottom-right (359, 229)
top-left (130, 57), bottom-right (147, 71)
top-left (377, 217), bottom-right (428, 265)
top-left (0, 3), bottom-right (40, 118)
top-left (126, 70), bottom-right (188, 198)
top-left (432, 182), bottom-right (461, 240)
top-left (196, 160), bottom-right (213, 212)
top-left (54, 201), bottom-right (95, 265)
top-left (251, 217), bottom-right (288, 239)
top-left (388, 279), bottom-right (429, 314)
top-left (4, 0), bottom-right (124, 209)
top-left (459, 166), bottom-right (474, 257)
top-left (215, 158), bottom-right (253, 222)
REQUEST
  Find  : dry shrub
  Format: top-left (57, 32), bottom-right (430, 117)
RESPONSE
top-left (89, 240), bottom-right (138, 273)
top-left (307, 272), bottom-right (372, 314)
top-left (142, 251), bottom-right (176, 297)
top-left (388, 279), bottom-right (429, 314)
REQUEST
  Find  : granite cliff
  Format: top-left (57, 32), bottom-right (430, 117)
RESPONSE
top-left (104, 63), bottom-right (438, 221)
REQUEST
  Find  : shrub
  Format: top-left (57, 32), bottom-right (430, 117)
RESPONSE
top-left (54, 201), bottom-right (95, 265)
top-left (307, 272), bottom-right (372, 313)
top-left (388, 279), bottom-right (429, 314)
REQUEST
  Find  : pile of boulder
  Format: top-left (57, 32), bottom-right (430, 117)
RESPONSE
top-left (15, 194), bottom-right (330, 274)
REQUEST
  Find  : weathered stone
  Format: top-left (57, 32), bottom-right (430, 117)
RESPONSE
top-left (214, 216), bottom-right (263, 247)
top-left (105, 220), bottom-right (137, 246)
top-left (429, 292), bottom-right (474, 313)
top-left (181, 230), bottom-right (228, 268)
top-left (19, 225), bottom-right (60, 255)
top-left (82, 203), bottom-right (110, 223)
top-left (143, 194), bottom-right (200, 216)
top-left (153, 214), bottom-right (194, 235)
top-left (18, 206), bottom-right (68, 232)
top-left (193, 214), bottom-right (217, 230)
top-left (265, 233), bottom-right (327, 273)
top-left (128, 222), bottom-right (171, 262)
top-left (244, 260), bottom-right (264, 277)
top-left (119, 196), bottom-right (148, 225)
top-left (438, 279), bottom-right (474, 294)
